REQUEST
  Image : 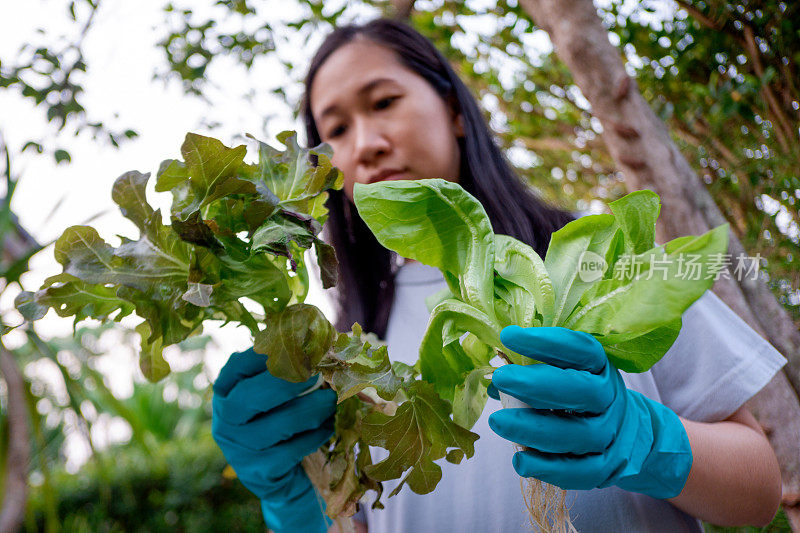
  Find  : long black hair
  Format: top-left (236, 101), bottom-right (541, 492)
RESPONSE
top-left (301, 18), bottom-right (575, 337)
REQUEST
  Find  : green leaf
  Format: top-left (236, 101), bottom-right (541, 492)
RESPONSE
top-left (391, 361), bottom-right (419, 382)
top-left (182, 282), bottom-right (213, 307)
top-left (419, 299), bottom-right (501, 400)
top-left (246, 131), bottom-right (342, 222)
top-left (460, 333), bottom-right (493, 366)
top-left (253, 303), bottom-right (335, 382)
top-left (425, 287), bottom-right (453, 313)
top-left (445, 449), bottom-right (465, 465)
top-left (54, 149), bottom-right (71, 164)
top-left (354, 179), bottom-right (496, 320)
top-left (323, 396), bottom-right (372, 517)
top-left (156, 133), bottom-right (252, 221)
top-left (493, 277), bottom-right (533, 329)
top-left (21, 141), bottom-right (43, 154)
top-left (136, 322), bottom-right (170, 382)
top-left (14, 291), bottom-right (48, 321)
top-left (17, 273), bottom-right (134, 323)
top-left (452, 366), bottom-right (492, 429)
top-left (217, 253), bottom-right (291, 311)
top-left (602, 318), bottom-right (683, 373)
top-left (362, 380), bottom-right (478, 496)
top-left (566, 225), bottom-right (730, 354)
top-left (53, 224), bottom-right (191, 294)
top-left (111, 171), bottom-right (156, 232)
top-left (608, 189), bottom-right (660, 255)
top-left (119, 285), bottom-right (200, 346)
top-left (319, 324), bottom-right (401, 402)
top-left (544, 214), bottom-right (619, 325)
top-left (251, 211), bottom-right (319, 267)
top-left (170, 211), bottom-right (223, 251)
top-left (494, 234), bottom-right (554, 327)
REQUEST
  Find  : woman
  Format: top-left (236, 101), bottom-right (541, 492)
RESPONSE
top-left (211, 18), bottom-right (785, 533)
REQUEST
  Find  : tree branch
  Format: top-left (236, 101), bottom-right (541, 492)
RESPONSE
top-left (741, 25), bottom-right (795, 151)
top-left (674, 1), bottom-right (796, 153)
top-left (673, 0), bottom-right (724, 32)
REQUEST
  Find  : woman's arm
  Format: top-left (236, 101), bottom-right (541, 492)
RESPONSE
top-left (668, 405), bottom-right (782, 527)
top-left (329, 520), bottom-right (368, 532)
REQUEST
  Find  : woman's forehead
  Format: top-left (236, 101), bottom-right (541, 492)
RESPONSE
top-left (310, 41), bottom-right (416, 113)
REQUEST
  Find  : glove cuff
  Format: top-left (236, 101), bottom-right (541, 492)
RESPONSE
top-left (260, 481), bottom-right (332, 533)
top-left (619, 391), bottom-right (693, 500)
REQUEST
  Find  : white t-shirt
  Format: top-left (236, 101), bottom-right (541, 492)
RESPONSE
top-left (354, 262), bottom-right (787, 533)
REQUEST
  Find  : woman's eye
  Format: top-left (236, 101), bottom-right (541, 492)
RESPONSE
top-left (325, 97), bottom-right (398, 138)
top-left (328, 125), bottom-right (346, 138)
top-left (375, 96), bottom-right (397, 110)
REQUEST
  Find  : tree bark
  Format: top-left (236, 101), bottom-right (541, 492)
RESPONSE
top-left (517, 0), bottom-right (800, 529)
top-left (390, 0), bottom-right (415, 20)
top-left (0, 344), bottom-right (29, 533)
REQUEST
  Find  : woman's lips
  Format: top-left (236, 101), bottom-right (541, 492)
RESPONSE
top-left (369, 169), bottom-right (410, 183)
top-left (382, 171), bottom-right (408, 181)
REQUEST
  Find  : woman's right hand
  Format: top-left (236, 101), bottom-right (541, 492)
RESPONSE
top-left (211, 347), bottom-right (337, 533)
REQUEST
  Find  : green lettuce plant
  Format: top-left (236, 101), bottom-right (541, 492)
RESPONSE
top-left (15, 133), bottom-right (478, 524)
top-left (353, 178), bottom-right (730, 429)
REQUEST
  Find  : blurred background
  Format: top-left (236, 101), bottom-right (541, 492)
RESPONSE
top-left (0, 0), bottom-right (798, 530)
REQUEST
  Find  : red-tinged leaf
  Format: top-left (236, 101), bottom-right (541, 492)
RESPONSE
top-left (361, 381), bottom-right (478, 496)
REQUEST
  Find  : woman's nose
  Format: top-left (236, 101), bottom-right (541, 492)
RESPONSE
top-left (353, 118), bottom-right (391, 164)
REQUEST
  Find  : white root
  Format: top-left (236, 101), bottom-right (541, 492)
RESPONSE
top-left (500, 391), bottom-right (577, 533)
top-left (516, 449), bottom-right (577, 533)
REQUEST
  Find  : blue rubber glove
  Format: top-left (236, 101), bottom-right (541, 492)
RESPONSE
top-left (211, 348), bottom-right (336, 533)
top-left (488, 326), bottom-right (692, 499)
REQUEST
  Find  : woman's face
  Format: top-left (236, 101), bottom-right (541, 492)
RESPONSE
top-left (310, 39), bottom-right (464, 201)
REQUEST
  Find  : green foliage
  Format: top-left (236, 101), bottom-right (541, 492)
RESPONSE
top-left (157, 1), bottom-right (275, 95)
top-left (17, 132), bottom-right (340, 381)
top-left (596, 0), bottom-right (800, 324)
top-left (361, 380), bottom-right (478, 497)
top-left (319, 323), bottom-right (402, 402)
top-left (0, 140), bottom-right (43, 287)
top-left (0, 321), bottom-right (218, 531)
top-left (704, 508), bottom-right (792, 533)
top-left (254, 303), bottom-right (335, 382)
top-left (17, 132), bottom-right (479, 520)
top-left (86, 1), bottom-right (800, 329)
top-left (23, 432), bottom-right (265, 532)
top-left (355, 179), bottom-right (728, 421)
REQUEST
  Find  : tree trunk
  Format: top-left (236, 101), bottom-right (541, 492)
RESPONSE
top-left (517, 0), bottom-right (800, 529)
top-left (0, 344), bottom-right (29, 533)
top-left (390, 0), bottom-right (415, 20)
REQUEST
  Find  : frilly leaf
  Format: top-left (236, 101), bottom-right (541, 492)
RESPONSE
top-left (362, 381), bottom-right (478, 497)
top-left (253, 303), bottom-right (335, 382)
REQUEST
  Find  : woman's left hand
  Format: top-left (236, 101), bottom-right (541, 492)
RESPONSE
top-left (488, 325), bottom-right (693, 500)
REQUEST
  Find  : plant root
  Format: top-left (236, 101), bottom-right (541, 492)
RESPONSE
top-left (516, 447), bottom-right (577, 533)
